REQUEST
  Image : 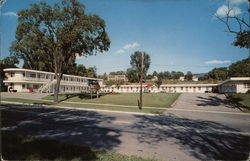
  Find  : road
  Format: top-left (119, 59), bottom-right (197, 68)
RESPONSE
top-left (1, 93), bottom-right (250, 161)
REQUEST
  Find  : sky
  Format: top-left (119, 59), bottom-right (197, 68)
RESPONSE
top-left (0, 0), bottom-right (249, 75)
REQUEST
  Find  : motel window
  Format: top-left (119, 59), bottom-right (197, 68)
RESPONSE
top-left (198, 87), bottom-right (201, 90)
top-left (22, 84), bottom-right (25, 89)
top-left (23, 72), bottom-right (25, 77)
top-left (244, 83), bottom-right (250, 88)
top-left (10, 72), bottom-right (15, 77)
top-left (181, 87), bottom-right (183, 90)
top-left (30, 73), bottom-right (36, 78)
top-left (131, 87), bottom-right (133, 90)
top-left (33, 85), bottom-right (39, 89)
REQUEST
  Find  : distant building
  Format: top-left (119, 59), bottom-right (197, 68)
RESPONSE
top-left (151, 76), bottom-right (158, 81)
top-left (107, 75), bottom-right (128, 81)
top-left (179, 76), bottom-right (185, 81)
top-left (192, 76), bottom-right (198, 81)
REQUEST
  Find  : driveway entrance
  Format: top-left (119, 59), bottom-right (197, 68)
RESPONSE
top-left (171, 93), bottom-right (241, 112)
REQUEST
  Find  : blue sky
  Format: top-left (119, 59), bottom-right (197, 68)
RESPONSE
top-left (0, 0), bottom-right (249, 75)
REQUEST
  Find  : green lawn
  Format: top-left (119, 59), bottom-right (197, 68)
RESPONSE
top-left (1, 98), bottom-right (165, 114)
top-left (44, 93), bottom-right (180, 108)
top-left (226, 93), bottom-right (250, 112)
top-left (2, 130), bottom-right (157, 161)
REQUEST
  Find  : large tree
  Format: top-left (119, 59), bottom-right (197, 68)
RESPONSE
top-left (215, 3), bottom-right (250, 50)
top-left (207, 67), bottom-right (228, 80)
top-left (126, 67), bottom-right (138, 83)
top-left (130, 51), bottom-right (151, 83)
top-left (228, 58), bottom-right (250, 77)
top-left (10, 0), bottom-right (110, 102)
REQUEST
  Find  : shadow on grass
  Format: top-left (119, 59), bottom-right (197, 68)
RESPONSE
top-left (49, 92), bottom-right (108, 103)
top-left (2, 131), bottom-right (97, 160)
top-left (226, 94), bottom-right (250, 111)
top-left (131, 114), bottom-right (250, 160)
top-left (1, 104), bottom-right (122, 160)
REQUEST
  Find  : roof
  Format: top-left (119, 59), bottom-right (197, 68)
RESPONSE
top-left (217, 77), bottom-right (250, 86)
top-left (3, 68), bottom-right (103, 81)
top-left (101, 84), bottom-right (217, 87)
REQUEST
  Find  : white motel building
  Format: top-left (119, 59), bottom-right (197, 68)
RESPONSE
top-left (3, 68), bottom-right (103, 93)
top-left (3, 68), bottom-right (250, 94)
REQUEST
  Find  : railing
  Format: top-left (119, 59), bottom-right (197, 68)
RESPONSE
top-left (5, 77), bottom-right (89, 85)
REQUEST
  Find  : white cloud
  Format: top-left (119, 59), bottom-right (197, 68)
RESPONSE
top-left (115, 49), bottom-right (125, 54)
top-left (123, 42), bottom-right (140, 50)
top-left (205, 60), bottom-right (231, 65)
top-left (215, 5), bottom-right (241, 17)
top-left (228, 0), bottom-right (248, 4)
top-left (3, 11), bottom-right (17, 17)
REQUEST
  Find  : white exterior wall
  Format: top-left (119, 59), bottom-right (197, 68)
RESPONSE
top-left (236, 83), bottom-right (249, 93)
top-left (100, 84), bottom-right (215, 93)
top-left (3, 68), bottom-right (102, 93)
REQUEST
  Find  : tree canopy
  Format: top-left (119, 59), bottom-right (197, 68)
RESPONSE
top-left (228, 58), bottom-right (250, 77)
top-left (10, 0), bottom-right (110, 102)
top-left (207, 67), bottom-right (228, 80)
top-left (130, 51), bottom-right (151, 83)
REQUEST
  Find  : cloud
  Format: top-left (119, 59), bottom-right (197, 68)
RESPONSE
top-left (205, 60), bottom-right (231, 65)
top-left (228, 0), bottom-right (248, 4)
top-left (215, 5), bottom-right (241, 17)
top-left (3, 11), bottom-right (17, 17)
top-left (115, 49), bottom-right (125, 54)
top-left (123, 42), bottom-right (140, 50)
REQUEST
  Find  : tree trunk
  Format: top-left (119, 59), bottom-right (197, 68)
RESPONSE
top-left (54, 73), bottom-right (62, 103)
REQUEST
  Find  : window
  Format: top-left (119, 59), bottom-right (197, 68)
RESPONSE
top-left (10, 72), bottom-right (15, 77)
top-left (198, 87), bottom-right (201, 90)
top-left (244, 83), bottom-right (250, 88)
top-left (23, 72), bottom-right (25, 77)
top-left (181, 87), bottom-right (183, 90)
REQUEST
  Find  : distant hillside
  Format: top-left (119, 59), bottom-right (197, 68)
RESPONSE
top-left (193, 73), bottom-right (207, 78)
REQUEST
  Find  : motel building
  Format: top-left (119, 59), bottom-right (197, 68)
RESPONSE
top-left (3, 68), bottom-right (250, 94)
top-left (3, 68), bottom-right (103, 93)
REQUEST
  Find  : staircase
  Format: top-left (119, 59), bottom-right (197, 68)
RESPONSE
top-left (37, 80), bottom-right (56, 93)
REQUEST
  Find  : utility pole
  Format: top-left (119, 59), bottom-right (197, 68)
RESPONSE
top-left (139, 52), bottom-right (144, 110)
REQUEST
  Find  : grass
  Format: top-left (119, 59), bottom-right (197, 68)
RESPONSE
top-left (43, 93), bottom-right (180, 108)
top-left (2, 130), bottom-right (157, 161)
top-left (1, 97), bottom-right (165, 114)
top-left (226, 93), bottom-right (250, 112)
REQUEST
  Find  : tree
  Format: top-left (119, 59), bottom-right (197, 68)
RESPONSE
top-left (109, 71), bottom-right (126, 75)
top-left (130, 51), bottom-right (151, 82)
top-left (228, 58), bottom-right (250, 77)
top-left (98, 72), bottom-right (107, 80)
top-left (207, 67), bottom-right (228, 80)
top-left (185, 71), bottom-right (193, 81)
top-left (0, 56), bottom-right (19, 91)
top-left (215, 3), bottom-right (250, 50)
top-left (154, 77), bottom-right (162, 90)
top-left (126, 67), bottom-right (138, 83)
top-left (10, 0), bottom-right (110, 102)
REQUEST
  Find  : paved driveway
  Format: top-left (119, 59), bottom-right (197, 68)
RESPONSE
top-left (171, 93), bottom-right (241, 112)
